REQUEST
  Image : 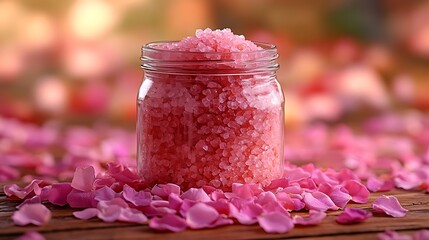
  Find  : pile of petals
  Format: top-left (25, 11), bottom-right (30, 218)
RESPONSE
top-left (6, 164), bottom-right (410, 233)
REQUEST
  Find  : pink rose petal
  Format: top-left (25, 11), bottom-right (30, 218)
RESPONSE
top-left (266, 178), bottom-right (289, 190)
top-left (372, 195), bottom-right (408, 217)
top-left (293, 210), bottom-right (327, 225)
top-left (168, 193), bottom-right (183, 211)
top-left (377, 230), bottom-right (412, 240)
top-left (12, 203), bottom-right (51, 226)
top-left (229, 202), bottom-right (263, 225)
top-left (17, 196), bottom-right (41, 209)
top-left (149, 214), bottom-right (188, 232)
top-left (16, 231), bottom-right (46, 240)
top-left (284, 167), bottom-right (311, 182)
top-left (67, 189), bottom-right (97, 208)
top-left (94, 186), bottom-right (117, 201)
top-left (414, 230), bottom-right (429, 240)
top-left (206, 199), bottom-right (230, 215)
top-left (48, 183), bottom-right (73, 206)
top-left (318, 183), bottom-right (351, 208)
top-left (97, 205), bottom-right (122, 222)
top-left (257, 212), bottom-right (294, 234)
top-left (342, 180), bottom-right (370, 203)
top-left (151, 184), bottom-right (181, 198)
top-left (186, 203), bottom-right (219, 229)
top-left (4, 179), bottom-right (43, 199)
top-left (231, 183), bottom-right (263, 199)
top-left (73, 208), bottom-right (99, 220)
top-left (303, 191), bottom-right (338, 211)
top-left (71, 166), bottom-right (95, 192)
top-left (394, 172), bottom-right (422, 190)
top-left (181, 188), bottom-right (211, 202)
top-left (366, 176), bottom-right (394, 192)
top-left (336, 208), bottom-right (372, 224)
top-left (119, 208), bottom-right (148, 223)
top-left (122, 184), bottom-right (152, 207)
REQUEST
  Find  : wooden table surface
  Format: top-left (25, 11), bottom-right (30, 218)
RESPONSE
top-left (1, 184), bottom-right (428, 240)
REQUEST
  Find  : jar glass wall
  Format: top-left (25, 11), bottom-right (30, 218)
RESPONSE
top-left (138, 42), bottom-right (284, 190)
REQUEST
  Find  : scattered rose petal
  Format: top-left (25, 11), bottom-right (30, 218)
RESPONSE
top-left (149, 214), bottom-right (188, 232)
top-left (336, 208), bottom-right (372, 224)
top-left (71, 166), bottom-right (95, 192)
top-left (186, 203), bottom-right (219, 229)
top-left (367, 176), bottom-right (394, 192)
top-left (231, 183), bottom-right (263, 199)
top-left (151, 184), bottom-right (181, 198)
top-left (377, 230), bottom-right (412, 240)
top-left (414, 230), bottom-right (429, 240)
top-left (181, 188), bottom-right (211, 202)
top-left (12, 203), bottom-right (51, 226)
top-left (122, 184), bottom-right (152, 206)
top-left (257, 212), bottom-right (294, 234)
top-left (67, 189), bottom-right (97, 208)
top-left (4, 179), bottom-right (43, 199)
top-left (293, 210), bottom-right (327, 225)
top-left (73, 208), bottom-right (99, 220)
top-left (94, 186), bottom-right (117, 201)
top-left (16, 231), bottom-right (46, 240)
top-left (17, 196), bottom-right (41, 209)
top-left (48, 183), bottom-right (73, 206)
top-left (303, 191), bottom-right (338, 211)
top-left (372, 195), bottom-right (408, 217)
top-left (342, 180), bottom-right (370, 203)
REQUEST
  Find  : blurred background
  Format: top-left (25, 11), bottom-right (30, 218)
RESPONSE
top-left (0, 0), bottom-right (428, 128)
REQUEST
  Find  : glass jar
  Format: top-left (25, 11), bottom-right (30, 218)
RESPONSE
top-left (138, 41), bottom-right (284, 190)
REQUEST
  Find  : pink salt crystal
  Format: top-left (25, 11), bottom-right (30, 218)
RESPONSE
top-left (293, 210), bottom-right (327, 225)
top-left (257, 212), bottom-right (294, 234)
top-left (372, 195), bottom-right (408, 217)
top-left (335, 208), bottom-right (372, 224)
top-left (149, 214), bottom-right (188, 232)
top-left (16, 231), bottom-right (46, 240)
top-left (12, 203), bottom-right (51, 226)
top-left (71, 166), bottom-right (95, 192)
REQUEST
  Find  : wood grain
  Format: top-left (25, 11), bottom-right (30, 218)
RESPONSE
top-left (1, 184), bottom-right (428, 240)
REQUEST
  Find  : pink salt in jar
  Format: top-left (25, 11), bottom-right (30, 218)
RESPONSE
top-left (137, 30), bottom-right (284, 190)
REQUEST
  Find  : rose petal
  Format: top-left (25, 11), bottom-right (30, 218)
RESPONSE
top-left (293, 210), bottom-right (327, 225)
top-left (73, 208), bottom-right (99, 220)
top-left (231, 183), bottom-right (263, 199)
top-left (206, 199), bottom-right (230, 215)
top-left (48, 183), bottom-right (73, 206)
top-left (94, 186), bottom-right (117, 201)
top-left (67, 189), bottom-right (97, 208)
top-left (336, 208), bottom-right (372, 224)
top-left (119, 208), bottom-right (148, 223)
top-left (151, 184), bottom-right (181, 198)
top-left (394, 172), bottom-right (422, 190)
top-left (16, 231), bottom-right (46, 240)
top-left (342, 180), bottom-right (370, 203)
top-left (414, 230), bottom-right (429, 240)
top-left (17, 196), bottom-right (41, 209)
top-left (367, 176), bottom-right (394, 192)
top-left (149, 214), bottom-right (188, 232)
top-left (12, 203), bottom-right (51, 226)
top-left (186, 203), bottom-right (219, 229)
top-left (257, 212), bottom-right (294, 233)
top-left (71, 166), bottom-right (95, 192)
top-left (181, 188), bottom-right (211, 202)
top-left (266, 178), bottom-right (289, 190)
top-left (122, 184), bottom-right (152, 206)
top-left (372, 195), bottom-right (408, 217)
top-left (4, 179), bottom-right (43, 199)
top-left (97, 205), bottom-right (122, 222)
top-left (318, 183), bottom-right (351, 208)
top-left (303, 191), bottom-right (338, 211)
top-left (377, 230), bottom-right (412, 240)
top-left (229, 202), bottom-right (263, 225)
